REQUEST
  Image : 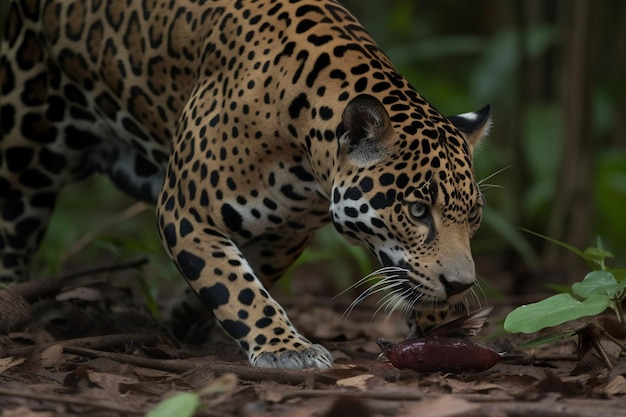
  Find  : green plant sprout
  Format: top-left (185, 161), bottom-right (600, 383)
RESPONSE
top-left (504, 230), bottom-right (626, 337)
top-left (145, 392), bottom-right (200, 417)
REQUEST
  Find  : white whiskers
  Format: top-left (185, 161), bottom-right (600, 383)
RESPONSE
top-left (336, 266), bottom-right (414, 319)
top-left (477, 165), bottom-right (511, 197)
top-left (337, 267), bottom-right (488, 322)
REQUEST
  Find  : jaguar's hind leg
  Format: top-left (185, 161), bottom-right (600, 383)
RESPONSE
top-left (0, 2), bottom-right (98, 282)
top-left (1, 5), bottom-right (60, 281)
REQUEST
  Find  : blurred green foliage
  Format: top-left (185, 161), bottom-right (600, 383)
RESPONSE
top-left (595, 151), bottom-right (626, 243)
top-left (15, 0), bottom-right (624, 292)
top-left (34, 177), bottom-right (177, 279)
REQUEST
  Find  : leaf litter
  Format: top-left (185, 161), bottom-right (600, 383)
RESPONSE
top-left (1, 260), bottom-right (626, 416)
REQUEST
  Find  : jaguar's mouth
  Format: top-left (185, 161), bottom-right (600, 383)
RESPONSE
top-left (405, 306), bottom-right (450, 338)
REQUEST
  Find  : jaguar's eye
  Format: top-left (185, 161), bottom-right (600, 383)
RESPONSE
top-left (409, 202), bottom-right (428, 221)
top-left (468, 205), bottom-right (481, 221)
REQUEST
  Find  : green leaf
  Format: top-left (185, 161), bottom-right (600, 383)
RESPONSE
top-left (146, 392), bottom-right (200, 417)
top-left (504, 293), bottom-right (611, 334)
top-left (583, 246), bottom-right (614, 266)
top-left (572, 271), bottom-right (618, 298)
top-left (616, 280), bottom-right (626, 298)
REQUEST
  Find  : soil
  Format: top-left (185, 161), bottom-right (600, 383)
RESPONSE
top-left (1, 256), bottom-right (625, 417)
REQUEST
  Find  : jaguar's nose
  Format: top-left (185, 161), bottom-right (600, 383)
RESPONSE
top-left (439, 275), bottom-right (474, 297)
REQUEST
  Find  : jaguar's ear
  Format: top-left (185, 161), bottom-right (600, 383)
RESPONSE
top-left (339, 94), bottom-right (391, 165)
top-left (447, 104), bottom-right (492, 149)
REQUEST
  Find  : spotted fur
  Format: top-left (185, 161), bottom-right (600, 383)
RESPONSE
top-left (0, 0), bottom-right (491, 369)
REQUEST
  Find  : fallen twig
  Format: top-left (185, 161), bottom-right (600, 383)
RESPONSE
top-left (2, 332), bottom-right (163, 358)
top-left (280, 389), bottom-right (430, 402)
top-left (278, 389), bottom-right (511, 403)
top-left (63, 345), bottom-right (193, 373)
top-left (62, 346), bottom-right (339, 386)
top-left (59, 202), bottom-right (150, 265)
top-left (8, 257), bottom-right (149, 301)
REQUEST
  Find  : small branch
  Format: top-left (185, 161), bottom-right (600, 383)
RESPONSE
top-left (2, 332), bottom-right (162, 358)
top-left (8, 257), bottom-right (149, 301)
top-left (603, 331), bottom-right (626, 353)
top-left (49, 256), bottom-right (150, 282)
top-left (62, 346), bottom-right (339, 386)
top-left (590, 337), bottom-right (613, 370)
top-left (613, 298), bottom-right (625, 327)
top-left (280, 389), bottom-right (430, 402)
top-left (63, 345), bottom-right (193, 373)
top-left (280, 388), bottom-right (526, 403)
top-left (59, 202), bottom-right (150, 266)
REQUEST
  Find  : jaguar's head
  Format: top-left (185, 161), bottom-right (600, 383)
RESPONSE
top-left (331, 94), bottom-right (491, 333)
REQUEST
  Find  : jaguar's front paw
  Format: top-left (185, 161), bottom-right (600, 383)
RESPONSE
top-left (251, 343), bottom-right (333, 369)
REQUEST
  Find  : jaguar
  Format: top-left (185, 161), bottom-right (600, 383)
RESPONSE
top-left (0, 0), bottom-right (491, 369)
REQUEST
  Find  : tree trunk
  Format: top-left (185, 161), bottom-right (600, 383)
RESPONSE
top-left (546, 0), bottom-right (594, 272)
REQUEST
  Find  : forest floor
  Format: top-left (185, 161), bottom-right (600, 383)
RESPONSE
top-left (1, 255), bottom-right (626, 417)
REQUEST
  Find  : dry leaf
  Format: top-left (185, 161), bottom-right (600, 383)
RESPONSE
top-left (330, 364), bottom-right (360, 370)
top-left (336, 374), bottom-right (377, 390)
top-left (197, 372), bottom-right (238, 397)
top-left (63, 367), bottom-right (96, 389)
top-left (1, 406), bottom-right (53, 417)
top-left (40, 344), bottom-right (64, 369)
top-left (604, 375), bottom-right (626, 396)
top-left (261, 389), bottom-right (285, 403)
top-left (0, 356), bottom-right (26, 373)
top-left (444, 378), bottom-right (501, 394)
top-left (490, 374), bottom-right (539, 398)
top-left (88, 371), bottom-right (142, 395)
top-left (56, 287), bottom-right (101, 302)
top-left (608, 357), bottom-right (626, 381)
top-left (323, 397), bottom-right (371, 417)
top-left (399, 396), bottom-right (479, 417)
top-left (536, 370), bottom-right (582, 396)
top-left (254, 381), bottom-right (303, 403)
